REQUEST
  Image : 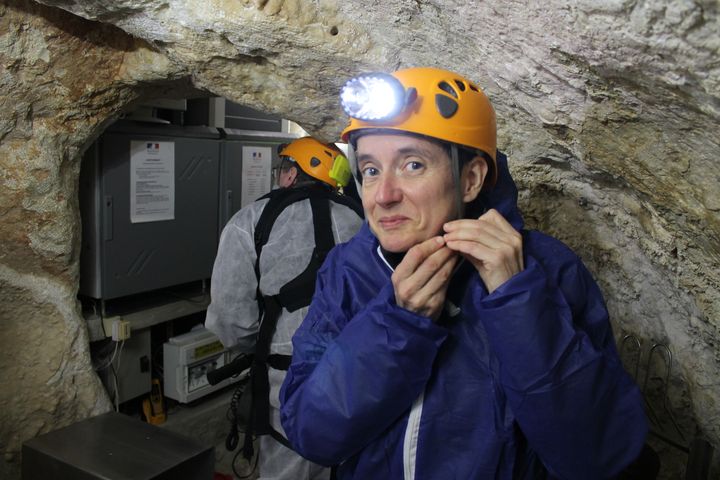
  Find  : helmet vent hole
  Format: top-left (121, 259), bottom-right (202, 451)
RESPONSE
top-left (438, 81), bottom-right (458, 98)
top-left (435, 94), bottom-right (458, 119)
top-left (323, 150), bottom-right (333, 157)
top-left (468, 83), bottom-right (479, 92)
top-left (454, 80), bottom-right (466, 91)
top-left (310, 157), bottom-right (322, 167)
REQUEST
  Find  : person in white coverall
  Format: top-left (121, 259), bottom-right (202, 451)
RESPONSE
top-left (205, 136), bottom-right (363, 479)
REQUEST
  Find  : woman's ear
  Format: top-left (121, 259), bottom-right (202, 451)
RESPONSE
top-left (461, 156), bottom-right (487, 202)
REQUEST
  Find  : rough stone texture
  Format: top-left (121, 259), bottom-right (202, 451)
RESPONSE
top-left (0, 270), bottom-right (110, 475)
top-left (1, 0), bottom-right (718, 478)
top-left (0, 2), bottom-right (187, 478)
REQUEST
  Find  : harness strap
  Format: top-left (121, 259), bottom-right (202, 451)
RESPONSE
top-left (242, 185), bottom-right (361, 461)
top-left (267, 354), bottom-right (291, 371)
top-left (249, 295), bottom-right (281, 436)
top-left (276, 195), bottom-right (333, 311)
top-left (243, 295), bottom-right (287, 459)
top-left (252, 184), bottom-right (362, 273)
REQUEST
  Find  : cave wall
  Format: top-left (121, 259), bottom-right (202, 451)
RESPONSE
top-left (1, 0), bottom-right (718, 478)
top-left (0, 2), bottom-right (187, 478)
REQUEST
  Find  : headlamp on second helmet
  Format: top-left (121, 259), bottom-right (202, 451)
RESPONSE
top-left (278, 136), bottom-right (352, 188)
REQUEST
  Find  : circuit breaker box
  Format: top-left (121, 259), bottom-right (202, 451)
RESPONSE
top-left (79, 120), bottom-right (221, 300)
top-left (163, 328), bottom-right (244, 403)
top-left (218, 128), bottom-right (298, 232)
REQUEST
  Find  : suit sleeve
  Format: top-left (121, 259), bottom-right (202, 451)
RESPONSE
top-left (474, 244), bottom-right (648, 479)
top-left (204, 220), bottom-right (259, 351)
top-left (279, 252), bottom-right (449, 466)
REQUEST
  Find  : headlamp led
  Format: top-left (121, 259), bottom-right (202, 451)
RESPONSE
top-left (340, 73), bottom-right (408, 122)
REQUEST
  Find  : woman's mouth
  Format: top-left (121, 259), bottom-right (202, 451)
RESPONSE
top-left (378, 216), bottom-right (409, 229)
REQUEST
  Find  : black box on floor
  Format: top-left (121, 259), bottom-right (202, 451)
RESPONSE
top-left (22, 411), bottom-right (214, 480)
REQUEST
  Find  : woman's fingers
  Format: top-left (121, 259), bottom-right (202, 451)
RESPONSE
top-left (443, 209), bottom-right (524, 293)
top-left (392, 237), bottom-right (458, 320)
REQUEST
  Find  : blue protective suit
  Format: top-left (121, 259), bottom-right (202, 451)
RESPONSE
top-left (279, 153), bottom-right (647, 479)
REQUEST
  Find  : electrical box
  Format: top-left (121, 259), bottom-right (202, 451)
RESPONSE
top-left (79, 120), bottom-right (221, 300)
top-left (219, 128), bottom-right (298, 231)
top-left (163, 328), bottom-right (243, 403)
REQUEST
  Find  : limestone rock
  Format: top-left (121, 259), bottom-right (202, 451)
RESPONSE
top-left (1, 0), bottom-right (718, 477)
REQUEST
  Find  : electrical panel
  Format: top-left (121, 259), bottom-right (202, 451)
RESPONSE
top-left (163, 328), bottom-right (244, 403)
top-left (79, 120), bottom-right (299, 302)
top-left (79, 121), bottom-right (221, 300)
top-left (219, 128), bottom-right (298, 232)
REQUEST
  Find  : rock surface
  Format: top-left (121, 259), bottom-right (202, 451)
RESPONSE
top-left (1, 0), bottom-right (718, 477)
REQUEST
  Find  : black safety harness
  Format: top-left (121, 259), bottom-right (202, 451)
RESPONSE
top-left (240, 183), bottom-right (362, 461)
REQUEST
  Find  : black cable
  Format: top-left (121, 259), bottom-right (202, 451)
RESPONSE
top-left (225, 383), bottom-right (244, 451)
top-left (223, 379), bottom-right (259, 478)
top-left (232, 444), bottom-right (258, 479)
top-left (226, 382), bottom-right (243, 424)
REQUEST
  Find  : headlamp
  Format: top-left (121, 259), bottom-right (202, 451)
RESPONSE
top-left (340, 73), bottom-right (407, 121)
top-left (329, 154), bottom-right (352, 187)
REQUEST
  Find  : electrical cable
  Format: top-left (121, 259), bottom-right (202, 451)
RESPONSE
top-left (223, 379), bottom-right (257, 478)
top-left (225, 384), bottom-right (244, 450)
top-left (232, 442), bottom-right (258, 479)
top-left (94, 340), bottom-right (119, 371)
top-left (114, 340), bottom-right (126, 412)
top-left (109, 363), bottom-right (120, 412)
top-left (116, 340), bottom-right (125, 373)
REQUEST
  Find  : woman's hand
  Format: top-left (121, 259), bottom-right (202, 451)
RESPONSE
top-left (443, 209), bottom-right (524, 294)
top-left (392, 236), bottom-right (458, 321)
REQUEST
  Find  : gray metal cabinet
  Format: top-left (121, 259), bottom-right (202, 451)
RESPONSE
top-left (80, 121), bottom-right (221, 300)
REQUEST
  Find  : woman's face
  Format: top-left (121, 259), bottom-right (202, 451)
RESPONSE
top-left (357, 134), bottom-right (459, 253)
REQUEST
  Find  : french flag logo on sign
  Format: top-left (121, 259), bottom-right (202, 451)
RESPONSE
top-left (146, 143), bottom-right (160, 153)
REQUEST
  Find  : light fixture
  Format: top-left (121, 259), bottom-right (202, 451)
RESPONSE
top-left (340, 73), bottom-right (406, 121)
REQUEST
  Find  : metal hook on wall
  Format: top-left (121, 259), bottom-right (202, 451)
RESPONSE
top-left (622, 337), bottom-right (713, 477)
top-left (621, 334), bottom-right (642, 381)
top-left (642, 342), bottom-right (685, 443)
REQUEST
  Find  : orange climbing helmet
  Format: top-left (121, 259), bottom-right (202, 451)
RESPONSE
top-left (279, 136), bottom-right (352, 188)
top-left (340, 67), bottom-right (497, 185)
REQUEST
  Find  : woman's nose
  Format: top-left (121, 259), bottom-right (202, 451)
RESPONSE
top-left (374, 172), bottom-right (402, 207)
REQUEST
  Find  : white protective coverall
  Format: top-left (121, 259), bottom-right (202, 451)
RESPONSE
top-left (206, 191), bottom-right (363, 480)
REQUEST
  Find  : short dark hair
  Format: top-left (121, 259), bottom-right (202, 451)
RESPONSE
top-left (281, 158), bottom-right (323, 186)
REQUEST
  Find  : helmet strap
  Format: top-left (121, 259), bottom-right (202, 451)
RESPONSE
top-left (450, 144), bottom-right (465, 219)
top-left (346, 143), bottom-right (363, 197)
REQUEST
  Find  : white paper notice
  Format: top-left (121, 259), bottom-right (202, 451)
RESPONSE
top-left (241, 146), bottom-right (272, 208)
top-left (130, 140), bottom-right (175, 223)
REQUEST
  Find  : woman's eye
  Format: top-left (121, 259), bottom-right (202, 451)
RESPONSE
top-left (361, 166), bottom-right (379, 178)
top-left (405, 161), bottom-right (424, 172)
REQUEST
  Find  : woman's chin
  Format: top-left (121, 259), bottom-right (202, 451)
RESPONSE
top-left (378, 235), bottom-right (419, 254)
